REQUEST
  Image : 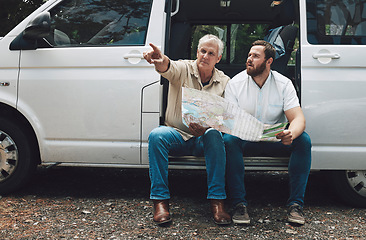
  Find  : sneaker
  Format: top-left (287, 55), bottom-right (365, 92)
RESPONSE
top-left (287, 204), bottom-right (305, 225)
top-left (232, 203), bottom-right (250, 224)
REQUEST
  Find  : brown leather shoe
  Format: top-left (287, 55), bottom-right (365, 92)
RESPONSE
top-left (153, 200), bottom-right (172, 225)
top-left (210, 199), bottom-right (232, 225)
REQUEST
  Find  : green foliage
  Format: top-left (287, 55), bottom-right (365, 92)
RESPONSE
top-left (231, 24), bottom-right (269, 64)
top-left (191, 24), bottom-right (270, 65)
top-left (289, 24), bottom-right (300, 65)
top-left (0, 0), bottom-right (47, 36)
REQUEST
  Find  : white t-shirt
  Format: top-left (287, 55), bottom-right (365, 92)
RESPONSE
top-left (225, 70), bottom-right (299, 124)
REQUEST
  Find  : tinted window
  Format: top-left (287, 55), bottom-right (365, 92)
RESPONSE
top-left (44, 0), bottom-right (152, 47)
top-left (191, 24), bottom-right (269, 65)
top-left (307, 0), bottom-right (366, 44)
top-left (0, 0), bottom-right (46, 37)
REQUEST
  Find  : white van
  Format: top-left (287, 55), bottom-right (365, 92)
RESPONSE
top-left (1, 0), bottom-right (365, 207)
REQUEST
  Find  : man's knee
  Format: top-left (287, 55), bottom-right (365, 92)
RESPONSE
top-left (203, 128), bottom-right (223, 139)
top-left (148, 126), bottom-right (174, 145)
top-left (223, 134), bottom-right (241, 148)
top-left (149, 127), bottom-right (162, 142)
top-left (294, 132), bottom-right (312, 150)
top-left (201, 128), bottom-right (225, 150)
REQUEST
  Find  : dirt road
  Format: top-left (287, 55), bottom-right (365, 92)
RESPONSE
top-left (1, 167), bottom-right (365, 239)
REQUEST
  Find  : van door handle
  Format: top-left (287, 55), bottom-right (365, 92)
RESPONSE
top-left (0, 82), bottom-right (10, 86)
top-left (123, 53), bottom-right (144, 59)
top-left (123, 51), bottom-right (144, 64)
top-left (312, 53), bottom-right (340, 59)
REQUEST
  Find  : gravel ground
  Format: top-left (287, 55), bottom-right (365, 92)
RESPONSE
top-left (0, 167), bottom-right (365, 239)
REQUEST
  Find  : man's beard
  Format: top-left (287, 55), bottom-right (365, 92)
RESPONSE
top-left (247, 60), bottom-right (266, 77)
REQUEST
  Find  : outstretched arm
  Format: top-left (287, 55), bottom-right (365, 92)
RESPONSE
top-left (143, 43), bottom-right (170, 73)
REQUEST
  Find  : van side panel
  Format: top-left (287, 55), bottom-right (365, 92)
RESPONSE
top-left (0, 37), bottom-right (19, 108)
top-left (15, 0), bottom-right (166, 165)
top-left (300, 0), bottom-right (366, 170)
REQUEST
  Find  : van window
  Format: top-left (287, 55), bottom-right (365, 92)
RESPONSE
top-left (0, 0), bottom-right (45, 37)
top-left (307, 0), bottom-right (366, 44)
top-left (44, 0), bottom-right (152, 47)
top-left (190, 24), bottom-right (269, 65)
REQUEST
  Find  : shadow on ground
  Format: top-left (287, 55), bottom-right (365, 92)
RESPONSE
top-left (12, 167), bottom-right (341, 208)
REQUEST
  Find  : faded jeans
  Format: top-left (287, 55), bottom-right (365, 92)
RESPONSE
top-left (148, 126), bottom-right (226, 200)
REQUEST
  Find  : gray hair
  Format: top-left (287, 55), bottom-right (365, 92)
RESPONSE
top-left (198, 34), bottom-right (224, 57)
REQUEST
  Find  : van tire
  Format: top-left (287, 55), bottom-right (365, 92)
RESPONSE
top-left (0, 117), bottom-right (36, 194)
top-left (330, 170), bottom-right (366, 208)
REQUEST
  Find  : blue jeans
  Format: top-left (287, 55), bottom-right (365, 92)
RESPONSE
top-left (224, 132), bottom-right (312, 207)
top-left (148, 126), bottom-right (227, 200)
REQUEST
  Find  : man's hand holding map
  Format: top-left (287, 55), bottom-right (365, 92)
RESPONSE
top-left (182, 87), bottom-right (287, 142)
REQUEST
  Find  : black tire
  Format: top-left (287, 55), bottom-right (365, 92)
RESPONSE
top-left (330, 170), bottom-right (366, 208)
top-left (0, 117), bottom-right (37, 194)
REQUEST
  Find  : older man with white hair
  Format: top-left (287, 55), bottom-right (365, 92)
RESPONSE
top-left (143, 34), bottom-right (231, 225)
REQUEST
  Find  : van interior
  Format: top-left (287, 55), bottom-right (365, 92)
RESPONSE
top-left (169, 0), bottom-right (298, 75)
top-left (162, 0), bottom-right (300, 124)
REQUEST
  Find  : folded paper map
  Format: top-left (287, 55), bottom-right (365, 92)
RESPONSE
top-left (182, 87), bottom-right (287, 142)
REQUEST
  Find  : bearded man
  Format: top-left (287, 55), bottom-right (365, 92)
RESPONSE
top-left (223, 40), bottom-right (312, 225)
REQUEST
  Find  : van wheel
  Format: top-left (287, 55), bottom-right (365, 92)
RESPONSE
top-left (330, 170), bottom-right (366, 208)
top-left (0, 118), bottom-right (36, 194)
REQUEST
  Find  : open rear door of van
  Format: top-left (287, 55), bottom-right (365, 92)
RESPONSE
top-left (300, 0), bottom-right (366, 170)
